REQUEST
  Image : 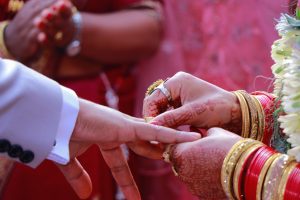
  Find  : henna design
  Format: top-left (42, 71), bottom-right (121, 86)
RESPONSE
top-left (171, 145), bottom-right (227, 199)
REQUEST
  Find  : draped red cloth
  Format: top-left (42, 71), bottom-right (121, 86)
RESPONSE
top-left (132, 0), bottom-right (288, 200)
top-left (1, 0), bottom-right (139, 199)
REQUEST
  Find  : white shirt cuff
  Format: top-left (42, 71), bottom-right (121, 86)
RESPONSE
top-left (47, 86), bottom-right (79, 165)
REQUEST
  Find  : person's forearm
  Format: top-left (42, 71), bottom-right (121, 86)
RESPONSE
top-left (80, 9), bottom-right (163, 64)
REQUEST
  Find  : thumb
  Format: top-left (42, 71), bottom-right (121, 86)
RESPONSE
top-left (57, 158), bottom-right (92, 199)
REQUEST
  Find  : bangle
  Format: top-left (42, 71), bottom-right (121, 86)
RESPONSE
top-left (239, 90), bottom-right (259, 140)
top-left (283, 163), bottom-right (300, 200)
top-left (278, 161), bottom-right (297, 200)
top-left (244, 146), bottom-right (275, 200)
top-left (233, 91), bottom-right (250, 138)
top-left (256, 152), bottom-right (281, 200)
top-left (252, 95), bottom-right (265, 141)
top-left (0, 20), bottom-right (13, 58)
top-left (251, 91), bottom-right (276, 145)
top-left (233, 143), bottom-right (264, 199)
top-left (221, 139), bottom-right (259, 199)
top-left (251, 92), bottom-right (274, 143)
top-left (262, 154), bottom-right (295, 200)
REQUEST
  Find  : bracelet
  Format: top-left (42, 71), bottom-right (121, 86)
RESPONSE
top-left (221, 139), bottom-right (259, 199)
top-left (283, 163), bottom-right (300, 200)
top-left (252, 95), bottom-right (265, 141)
top-left (262, 154), bottom-right (295, 200)
top-left (233, 91), bottom-right (250, 138)
top-left (244, 146), bottom-right (276, 200)
top-left (256, 152), bottom-right (280, 200)
top-left (233, 143), bottom-right (264, 199)
top-left (251, 91), bottom-right (276, 145)
top-left (278, 161), bottom-right (297, 200)
top-left (0, 21), bottom-right (13, 58)
top-left (239, 90), bottom-right (259, 140)
top-left (233, 91), bottom-right (265, 141)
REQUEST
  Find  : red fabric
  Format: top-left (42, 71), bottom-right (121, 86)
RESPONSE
top-left (2, 0), bottom-right (138, 200)
top-left (132, 1), bottom-right (287, 200)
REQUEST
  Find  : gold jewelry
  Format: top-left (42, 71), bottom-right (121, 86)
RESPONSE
top-left (233, 91), bottom-right (250, 138)
top-left (0, 21), bottom-right (13, 59)
top-left (144, 117), bottom-right (154, 123)
top-left (252, 95), bottom-right (265, 141)
top-left (238, 91), bottom-right (259, 140)
top-left (233, 143), bottom-right (264, 200)
top-left (146, 79), bottom-right (164, 96)
top-left (8, 0), bottom-right (24, 13)
top-left (262, 154), bottom-right (295, 200)
top-left (55, 31), bottom-right (63, 41)
top-left (162, 144), bottom-right (174, 163)
top-left (278, 161), bottom-right (297, 200)
top-left (256, 153), bottom-right (281, 200)
top-left (221, 139), bottom-right (259, 199)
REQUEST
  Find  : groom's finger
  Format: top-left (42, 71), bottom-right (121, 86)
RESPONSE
top-left (133, 122), bottom-right (201, 143)
top-left (127, 141), bottom-right (164, 159)
top-left (57, 158), bottom-right (92, 199)
top-left (100, 146), bottom-right (141, 200)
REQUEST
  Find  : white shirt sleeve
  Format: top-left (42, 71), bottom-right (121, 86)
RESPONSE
top-left (0, 59), bottom-right (79, 168)
top-left (47, 86), bottom-right (79, 165)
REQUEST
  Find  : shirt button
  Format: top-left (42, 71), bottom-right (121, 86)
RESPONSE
top-left (0, 139), bottom-right (11, 153)
top-left (20, 150), bottom-right (34, 163)
top-left (8, 144), bottom-right (23, 158)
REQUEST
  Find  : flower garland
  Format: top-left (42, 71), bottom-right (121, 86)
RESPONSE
top-left (271, 10), bottom-right (300, 161)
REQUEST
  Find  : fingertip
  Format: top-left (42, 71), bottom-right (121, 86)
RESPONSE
top-left (180, 131), bottom-right (202, 141)
top-left (76, 170), bottom-right (93, 199)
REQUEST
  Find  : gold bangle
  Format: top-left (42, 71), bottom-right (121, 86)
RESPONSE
top-left (262, 154), bottom-right (295, 200)
top-left (278, 161), bottom-right (297, 200)
top-left (0, 21), bottom-right (13, 59)
top-left (256, 153), bottom-right (281, 200)
top-left (238, 90), bottom-right (259, 140)
top-left (251, 95), bottom-right (265, 141)
top-left (221, 139), bottom-right (259, 199)
top-left (233, 143), bottom-right (264, 200)
top-left (233, 91), bottom-right (250, 138)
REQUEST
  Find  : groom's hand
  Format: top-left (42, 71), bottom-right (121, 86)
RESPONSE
top-left (58, 99), bottom-right (201, 200)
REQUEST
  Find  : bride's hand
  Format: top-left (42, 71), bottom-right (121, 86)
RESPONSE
top-left (143, 72), bottom-right (242, 134)
top-left (168, 128), bottom-right (241, 199)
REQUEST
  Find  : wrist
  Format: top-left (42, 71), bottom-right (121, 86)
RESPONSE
top-left (221, 92), bottom-right (243, 135)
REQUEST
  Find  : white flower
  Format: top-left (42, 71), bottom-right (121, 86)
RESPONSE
top-left (272, 15), bottom-right (300, 161)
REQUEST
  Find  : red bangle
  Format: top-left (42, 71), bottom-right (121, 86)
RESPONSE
top-left (284, 164), bottom-right (300, 200)
top-left (237, 145), bottom-right (262, 199)
top-left (244, 146), bottom-right (275, 200)
top-left (251, 91), bottom-right (276, 145)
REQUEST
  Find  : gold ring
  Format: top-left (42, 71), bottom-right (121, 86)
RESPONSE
top-left (54, 31), bottom-right (63, 41)
top-left (146, 79), bottom-right (164, 96)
